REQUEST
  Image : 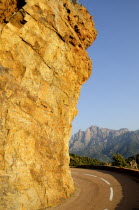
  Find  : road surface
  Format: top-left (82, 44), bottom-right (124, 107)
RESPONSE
top-left (48, 168), bottom-right (139, 210)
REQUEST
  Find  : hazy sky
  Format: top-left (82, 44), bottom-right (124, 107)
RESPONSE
top-left (72, 0), bottom-right (139, 134)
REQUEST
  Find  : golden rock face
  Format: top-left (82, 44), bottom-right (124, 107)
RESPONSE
top-left (0, 0), bottom-right (26, 24)
top-left (0, 0), bottom-right (97, 209)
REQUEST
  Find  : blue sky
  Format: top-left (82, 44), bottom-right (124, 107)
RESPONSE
top-left (72, 0), bottom-right (139, 134)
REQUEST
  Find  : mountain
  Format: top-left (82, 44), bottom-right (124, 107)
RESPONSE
top-left (69, 126), bottom-right (139, 162)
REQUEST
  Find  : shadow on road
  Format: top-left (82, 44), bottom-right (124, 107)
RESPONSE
top-left (94, 169), bottom-right (139, 210)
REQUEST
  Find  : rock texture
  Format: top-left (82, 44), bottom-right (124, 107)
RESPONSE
top-left (0, 0), bottom-right (97, 209)
top-left (0, 0), bottom-right (26, 25)
top-left (70, 126), bottom-right (139, 161)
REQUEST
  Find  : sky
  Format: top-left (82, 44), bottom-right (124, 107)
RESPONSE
top-left (72, 0), bottom-right (139, 135)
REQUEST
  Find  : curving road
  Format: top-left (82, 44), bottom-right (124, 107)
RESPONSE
top-left (48, 168), bottom-right (139, 210)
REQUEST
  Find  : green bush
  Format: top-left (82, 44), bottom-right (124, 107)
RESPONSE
top-left (112, 154), bottom-right (127, 167)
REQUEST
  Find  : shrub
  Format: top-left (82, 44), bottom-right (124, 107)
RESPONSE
top-left (112, 154), bottom-right (127, 167)
top-left (69, 153), bottom-right (104, 167)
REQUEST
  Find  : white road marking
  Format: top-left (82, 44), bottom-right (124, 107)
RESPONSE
top-left (83, 173), bottom-right (97, 178)
top-left (100, 178), bottom-right (110, 185)
top-left (109, 187), bottom-right (114, 201)
top-left (72, 171), bottom-right (114, 205)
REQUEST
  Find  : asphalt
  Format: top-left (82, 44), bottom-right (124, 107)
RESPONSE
top-left (48, 168), bottom-right (139, 210)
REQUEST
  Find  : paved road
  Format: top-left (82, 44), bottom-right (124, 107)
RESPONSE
top-left (48, 168), bottom-right (139, 210)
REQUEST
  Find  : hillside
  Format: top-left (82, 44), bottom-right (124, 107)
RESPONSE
top-left (69, 153), bottom-right (104, 167)
top-left (69, 126), bottom-right (139, 162)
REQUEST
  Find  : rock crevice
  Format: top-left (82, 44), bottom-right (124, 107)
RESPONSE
top-left (0, 0), bottom-right (97, 209)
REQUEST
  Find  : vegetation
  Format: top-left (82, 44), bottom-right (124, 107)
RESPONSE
top-left (111, 153), bottom-right (139, 169)
top-left (69, 153), bottom-right (104, 167)
top-left (70, 153), bottom-right (139, 170)
top-left (126, 154), bottom-right (139, 168)
top-left (112, 154), bottom-right (127, 167)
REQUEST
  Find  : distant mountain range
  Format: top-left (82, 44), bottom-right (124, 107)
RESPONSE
top-left (69, 126), bottom-right (139, 162)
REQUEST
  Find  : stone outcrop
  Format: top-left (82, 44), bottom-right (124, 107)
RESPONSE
top-left (129, 160), bottom-right (138, 169)
top-left (0, 0), bottom-right (97, 209)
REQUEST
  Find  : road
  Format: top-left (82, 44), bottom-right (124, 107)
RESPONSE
top-left (48, 168), bottom-right (139, 210)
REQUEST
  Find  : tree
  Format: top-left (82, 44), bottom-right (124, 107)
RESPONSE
top-left (112, 154), bottom-right (127, 167)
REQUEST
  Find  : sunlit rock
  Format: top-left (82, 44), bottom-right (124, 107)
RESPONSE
top-left (0, 0), bottom-right (97, 208)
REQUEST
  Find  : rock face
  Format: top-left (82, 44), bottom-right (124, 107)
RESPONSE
top-left (0, 0), bottom-right (97, 209)
top-left (0, 0), bottom-right (26, 24)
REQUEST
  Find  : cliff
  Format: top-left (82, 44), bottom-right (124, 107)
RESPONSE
top-left (70, 126), bottom-right (139, 162)
top-left (0, 0), bottom-right (97, 209)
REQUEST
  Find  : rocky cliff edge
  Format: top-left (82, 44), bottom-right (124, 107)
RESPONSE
top-left (0, 0), bottom-right (97, 209)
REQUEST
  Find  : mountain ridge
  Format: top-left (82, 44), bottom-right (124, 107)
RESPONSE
top-left (69, 126), bottom-right (139, 162)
